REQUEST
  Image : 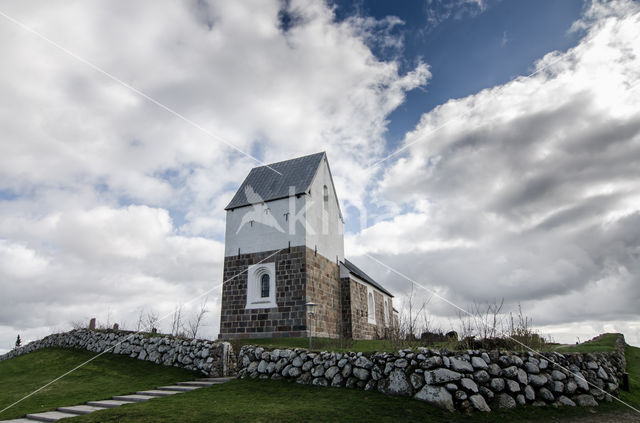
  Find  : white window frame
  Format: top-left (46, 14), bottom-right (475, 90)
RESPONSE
top-left (245, 262), bottom-right (277, 309)
top-left (367, 287), bottom-right (376, 324)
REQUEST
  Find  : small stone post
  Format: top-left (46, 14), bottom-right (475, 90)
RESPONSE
top-left (89, 318), bottom-right (96, 330)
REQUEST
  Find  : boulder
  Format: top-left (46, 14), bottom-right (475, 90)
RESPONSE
top-left (528, 373), bottom-right (548, 387)
top-left (410, 372), bottom-right (424, 390)
top-left (524, 384), bottom-right (535, 401)
top-left (479, 386), bottom-right (494, 401)
top-left (575, 394), bottom-right (598, 407)
top-left (325, 366), bottom-right (340, 380)
top-left (449, 357), bottom-right (473, 373)
top-left (312, 377), bottom-right (329, 387)
top-left (557, 395), bottom-right (576, 406)
top-left (502, 366), bottom-right (518, 378)
top-left (538, 387), bottom-right (554, 402)
top-left (552, 381), bottom-right (564, 393)
top-left (493, 393), bottom-right (517, 409)
top-left (471, 357), bottom-right (488, 370)
top-left (414, 385), bottom-right (455, 412)
top-left (394, 358), bottom-right (408, 368)
top-left (288, 367), bottom-right (301, 377)
top-left (474, 370), bottom-right (490, 384)
top-left (331, 373), bottom-right (344, 387)
top-left (460, 378), bottom-right (479, 393)
top-left (354, 356), bottom-right (373, 369)
top-left (517, 368), bottom-right (528, 385)
top-left (341, 363), bottom-right (352, 378)
top-left (573, 373), bottom-right (589, 391)
top-left (353, 367), bottom-right (370, 381)
top-left (564, 380), bottom-right (578, 395)
top-left (377, 369), bottom-right (412, 396)
top-left (487, 363), bottom-right (501, 376)
top-left (421, 355), bottom-right (443, 370)
top-left (506, 379), bottom-right (520, 393)
top-left (469, 394), bottom-right (491, 412)
top-left (524, 362), bottom-right (540, 374)
top-left (490, 378), bottom-right (505, 392)
top-left (424, 368), bottom-right (462, 384)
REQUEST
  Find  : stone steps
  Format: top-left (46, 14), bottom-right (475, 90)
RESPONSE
top-left (157, 385), bottom-right (201, 392)
top-left (177, 381), bottom-right (217, 387)
top-left (56, 405), bottom-right (104, 415)
top-left (135, 389), bottom-right (182, 397)
top-left (25, 411), bottom-right (77, 422)
top-left (0, 377), bottom-right (234, 422)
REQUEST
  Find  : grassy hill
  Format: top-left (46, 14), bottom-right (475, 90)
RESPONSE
top-left (0, 348), bottom-right (199, 420)
top-left (1, 335), bottom-right (638, 422)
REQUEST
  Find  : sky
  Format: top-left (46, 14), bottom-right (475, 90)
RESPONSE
top-left (0, 0), bottom-right (639, 353)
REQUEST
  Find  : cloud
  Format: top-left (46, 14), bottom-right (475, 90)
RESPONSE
top-left (0, 0), bottom-right (429, 351)
top-left (349, 0), bottom-right (640, 344)
top-left (423, 0), bottom-right (488, 31)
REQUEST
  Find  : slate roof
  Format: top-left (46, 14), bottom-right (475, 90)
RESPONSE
top-left (225, 152), bottom-right (326, 210)
top-left (342, 259), bottom-right (394, 297)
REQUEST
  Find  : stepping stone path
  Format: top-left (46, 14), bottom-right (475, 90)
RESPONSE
top-left (0, 377), bottom-right (234, 422)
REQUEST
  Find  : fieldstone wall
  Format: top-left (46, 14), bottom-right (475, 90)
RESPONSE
top-left (237, 337), bottom-right (626, 412)
top-left (219, 246), bottom-right (308, 339)
top-left (0, 329), bottom-right (235, 377)
top-left (305, 247), bottom-right (342, 339)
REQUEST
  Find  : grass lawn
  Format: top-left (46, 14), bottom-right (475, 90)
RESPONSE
top-left (2, 336), bottom-right (638, 422)
top-left (0, 348), bottom-right (200, 420)
top-left (69, 377), bottom-right (636, 423)
top-left (229, 337), bottom-right (454, 354)
top-left (620, 344), bottom-right (640, 407)
top-left (70, 340), bottom-right (640, 423)
top-left (554, 333), bottom-right (620, 353)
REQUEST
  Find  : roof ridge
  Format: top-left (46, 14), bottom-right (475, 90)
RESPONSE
top-left (252, 151), bottom-right (325, 170)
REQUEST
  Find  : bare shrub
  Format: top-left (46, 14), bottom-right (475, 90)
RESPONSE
top-left (186, 297), bottom-right (209, 339)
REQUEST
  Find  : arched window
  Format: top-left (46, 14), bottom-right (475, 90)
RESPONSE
top-left (323, 185), bottom-right (329, 203)
top-left (261, 274), bottom-right (270, 298)
top-left (368, 291), bottom-right (375, 323)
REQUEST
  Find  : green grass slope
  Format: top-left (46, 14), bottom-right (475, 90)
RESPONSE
top-left (70, 340), bottom-right (640, 423)
top-left (0, 348), bottom-right (200, 420)
top-left (554, 333), bottom-right (620, 353)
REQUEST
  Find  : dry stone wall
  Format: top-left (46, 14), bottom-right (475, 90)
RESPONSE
top-left (0, 329), bottom-right (235, 377)
top-left (237, 338), bottom-right (625, 412)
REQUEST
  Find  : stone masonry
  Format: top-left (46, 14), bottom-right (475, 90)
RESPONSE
top-left (220, 246), bottom-right (308, 339)
top-left (0, 329), bottom-right (235, 377)
top-left (305, 247), bottom-right (342, 339)
top-left (219, 245), bottom-right (393, 340)
top-left (237, 335), bottom-right (627, 413)
top-left (344, 278), bottom-right (391, 340)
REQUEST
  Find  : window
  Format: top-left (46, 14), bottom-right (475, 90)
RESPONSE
top-left (323, 185), bottom-right (329, 203)
top-left (260, 274), bottom-right (270, 298)
top-left (245, 262), bottom-right (277, 309)
top-left (367, 288), bottom-right (376, 324)
top-left (384, 299), bottom-right (390, 327)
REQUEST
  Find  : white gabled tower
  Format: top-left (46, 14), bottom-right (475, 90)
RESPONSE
top-left (223, 152), bottom-right (343, 263)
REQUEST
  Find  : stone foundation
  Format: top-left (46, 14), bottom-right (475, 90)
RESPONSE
top-left (219, 246), bottom-right (308, 339)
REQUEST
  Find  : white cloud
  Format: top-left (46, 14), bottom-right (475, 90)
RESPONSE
top-left (353, 0), bottom-right (640, 345)
top-left (0, 0), bottom-right (428, 350)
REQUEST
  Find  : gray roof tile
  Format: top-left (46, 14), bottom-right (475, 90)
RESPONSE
top-left (225, 152), bottom-right (325, 210)
top-left (342, 259), bottom-right (394, 297)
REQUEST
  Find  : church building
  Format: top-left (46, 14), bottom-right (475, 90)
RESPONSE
top-left (219, 152), bottom-right (394, 340)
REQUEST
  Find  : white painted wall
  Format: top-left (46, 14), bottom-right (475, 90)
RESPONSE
top-left (305, 157), bottom-right (344, 262)
top-left (224, 196), bottom-right (306, 256)
top-left (224, 156), bottom-right (344, 261)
